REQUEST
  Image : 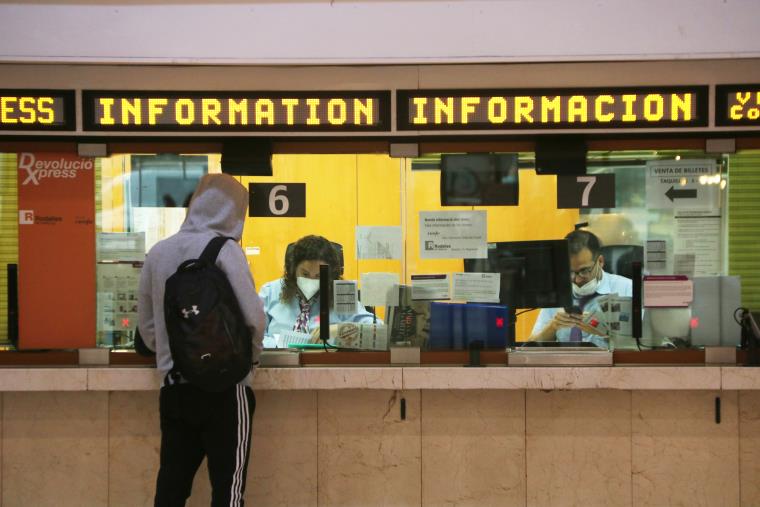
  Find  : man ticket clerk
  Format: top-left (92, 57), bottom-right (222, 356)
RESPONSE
top-left (529, 229), bottom-right (632, 347)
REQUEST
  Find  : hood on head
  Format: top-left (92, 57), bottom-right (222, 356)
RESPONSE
top-left (181, 173), bottom-right (248, 240)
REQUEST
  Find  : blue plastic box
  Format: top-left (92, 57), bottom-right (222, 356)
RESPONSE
top-left (428, 302), bottom-right (510, 349)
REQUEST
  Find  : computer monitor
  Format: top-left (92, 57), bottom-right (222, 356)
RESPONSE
top-left (464, 239), bottom-right (573, 346)
top-left (220, 139), bottom-right (273, 176)
top-left (440, 153), bottom-right (519, 206)
top-left (534, 136), bottom-right (587, 175)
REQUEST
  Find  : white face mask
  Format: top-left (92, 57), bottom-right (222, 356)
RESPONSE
top-left (572, 277), bottom-right (600, 298)
top-left (296, 277), bottom-right (321, 300)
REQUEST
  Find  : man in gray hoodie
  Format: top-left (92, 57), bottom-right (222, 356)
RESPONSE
top-left (138, 173), bottom-right (266, 507)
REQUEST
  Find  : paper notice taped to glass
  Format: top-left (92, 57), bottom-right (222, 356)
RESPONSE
top-left (360, 272), bottom-right (400, 307)
top-left (451, 272), bottom-right (500, 303)
top-left (411, 274), bottom-right (450, 300)
top-left (643, 275), bottom-right (693, 307)
top-left (356, 226), bottom-right (402, 260)
top-left (419, 210), bottom-right (488, 259)
top-left (333, 280), bottom-right (358, 315)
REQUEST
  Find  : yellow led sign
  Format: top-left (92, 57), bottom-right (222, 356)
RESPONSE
top-left (82, 91), bottom-right (390, 132)
top-left (0, 90), bottom-right (74, 131)
top-left (397, 87), bottom-right (707, 130)
top-left (715, 85), bottom-right (760, 126)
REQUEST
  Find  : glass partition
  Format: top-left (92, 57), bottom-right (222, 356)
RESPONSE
top-left (1, 145), bottom-right (759, 353)
top-left (404, 148), bottom-right (756, 350)
top-left (94, 152), bottom-right (404, 349)
top-left (96, 154), bottom-right (213, 348)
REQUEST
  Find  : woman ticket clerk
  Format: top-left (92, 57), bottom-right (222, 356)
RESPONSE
top-left (258, 235), bottom-right (377, 344)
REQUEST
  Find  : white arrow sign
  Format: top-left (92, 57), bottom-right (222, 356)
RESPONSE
top-left (645, 160), bottom-right (721, 210)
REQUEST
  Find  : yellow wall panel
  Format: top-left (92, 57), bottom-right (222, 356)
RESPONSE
top-left (99, 155), bottom-right (129, 233)
top-left (241, 154), bottom-right (360, 289)
top-left (482, 170), bottom-right (579, 242)
top-left (355, 155), bottom-right (403, 296)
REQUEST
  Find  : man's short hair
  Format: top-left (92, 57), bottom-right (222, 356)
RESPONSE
top-left (565, 229), bottom-right (602, 257)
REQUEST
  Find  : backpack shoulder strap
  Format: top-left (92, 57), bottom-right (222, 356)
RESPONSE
top-left (199, 236), bottom-right (233, 265)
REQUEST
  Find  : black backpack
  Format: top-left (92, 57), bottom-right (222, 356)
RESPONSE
top-left (164, 236), bottom-right (252, 392)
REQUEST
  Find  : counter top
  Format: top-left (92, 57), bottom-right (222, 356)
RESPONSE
top-left (0, 365), bottom-right (758, 391)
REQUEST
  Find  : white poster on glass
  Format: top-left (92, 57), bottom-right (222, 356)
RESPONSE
top-left (451, 272), bottom-right (500, 303)
top-left (419, 210), bottom-right (487, 259)
top-left (674, 215), bottom-right (722, 276)
top-left (359, 272), bottom-right (400, 307)
top-left (410, 274), bottom-right (450, 300)
top-left (356, 226), bottom-right (402, 260)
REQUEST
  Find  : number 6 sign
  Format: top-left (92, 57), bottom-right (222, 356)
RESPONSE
top-left (556, 174), bottom-right (615, 209)
top-left (249, 183), bottom-right (306, 217)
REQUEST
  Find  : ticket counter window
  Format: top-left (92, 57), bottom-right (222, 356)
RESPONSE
top-left (241, 154), bottom-right (404, 350)
top-left (405, 149), bottom-right (758, 350)
top-left (95, 152), bottom-right (404, 349)
top-left (406, 152), bottom-right (579, 343)
top-left (96, 154), bottom-right (215, 348)
top-left (579, 150), bottom-right (727, 278)
top-left (0, 147), bottom-right (758, 352)
top-left (577, 150), bottom-right (730, 350)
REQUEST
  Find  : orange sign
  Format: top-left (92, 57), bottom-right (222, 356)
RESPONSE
top-left (18, 152), bottom-right (95, 349)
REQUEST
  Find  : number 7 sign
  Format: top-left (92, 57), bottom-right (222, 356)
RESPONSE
top-left (556, 174), bottom-right (616, 209)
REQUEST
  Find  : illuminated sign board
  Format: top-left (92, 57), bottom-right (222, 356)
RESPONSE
top-left (715, 84), bottom-right (760, 126)
top-left (0, 90), bottom-right (74, 131)
top-left (82, 91), bottom-right (390, 132)
top-left (397, 87), bottom-right (708, 130)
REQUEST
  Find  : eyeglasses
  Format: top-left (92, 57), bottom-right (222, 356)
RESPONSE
top-left (570, 257), bottom-right (599, 279)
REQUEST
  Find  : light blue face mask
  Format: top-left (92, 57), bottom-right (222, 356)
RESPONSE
top-left (572, 276), bottom-right (600, 298)
top-left (296, 276), bottom-right (320, 300)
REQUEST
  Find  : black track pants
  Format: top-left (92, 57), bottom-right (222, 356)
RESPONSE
top-left (154, 383), bottom-right (255, 507)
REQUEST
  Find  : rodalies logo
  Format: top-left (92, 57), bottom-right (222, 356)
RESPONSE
top-left (424, 240), bottom-right (451, 251)
top-left (18, 153), bottom-right (94, 185)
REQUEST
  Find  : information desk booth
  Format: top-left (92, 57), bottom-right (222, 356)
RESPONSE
top-left (1, 59), bottom-right (760, 506)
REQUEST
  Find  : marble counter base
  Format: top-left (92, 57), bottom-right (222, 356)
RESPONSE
top-left (1, 365), bottom-right (759, 391)
top-left (86, 367), bottom-right (404, 391)
top-left (4, 388), bottom-right (758, 506)
top-left (0, 368), bottom-right (88, 391)
top-left (403, 366), bottom-right (722, 390)
top-left (255, 366), bottom-right (403, 390)
top-left (721, 366), bottom-right (760, 390)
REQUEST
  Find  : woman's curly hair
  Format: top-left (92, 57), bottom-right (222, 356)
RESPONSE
top-left (280, 235), bottom-right (342, 303)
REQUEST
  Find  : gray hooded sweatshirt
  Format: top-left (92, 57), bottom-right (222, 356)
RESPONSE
top-left (138, 173), bottom-right (266, 383)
